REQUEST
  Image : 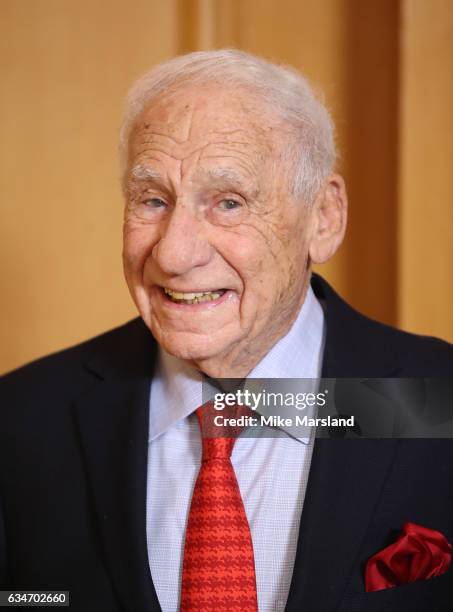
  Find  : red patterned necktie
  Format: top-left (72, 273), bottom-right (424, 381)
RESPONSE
top-left (180, 403), bottom-right (258, 611)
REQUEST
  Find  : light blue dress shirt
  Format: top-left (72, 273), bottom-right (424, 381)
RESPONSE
top-left (146, 285), bottom-right (325, 611)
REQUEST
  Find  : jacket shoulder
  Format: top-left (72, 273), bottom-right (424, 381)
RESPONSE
top-left (1, 318), bottom-right (149, 401)
top-left (351, 310), bottom-right (453, 376)
top-left (312, 274), bottom-right (453, 377)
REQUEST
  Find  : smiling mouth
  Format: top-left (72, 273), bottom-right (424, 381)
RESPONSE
top-left (163, 287), bottom-right (227, 304)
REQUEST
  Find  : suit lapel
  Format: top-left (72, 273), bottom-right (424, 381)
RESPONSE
top-left (73, 320), bottom-right (162, 612)
top-left (285, 275), bottom-right (400, 611)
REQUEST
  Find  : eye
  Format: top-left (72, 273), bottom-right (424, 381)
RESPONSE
top-left (219, 199), bottom-right (242, 211)
top-left (143, 197), bottom-right (167, 208)
top-left (209, 196), bottom-right (247, 226)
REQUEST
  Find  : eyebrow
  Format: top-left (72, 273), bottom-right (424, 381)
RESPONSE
top-left (130, 165), bottom-right (163, 182)
top-left (201, 167), bottom-right (245, 183)
top-left (198, 167), bottom-right (258, 195)
top-left (129, 164), bottom-right (258, 196)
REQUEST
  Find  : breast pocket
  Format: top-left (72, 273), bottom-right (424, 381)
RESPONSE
top-left (338, 568), bottom-right (453, 612)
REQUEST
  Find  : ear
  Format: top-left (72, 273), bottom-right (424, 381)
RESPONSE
top-left (308, 174), bottom-right (348, 264)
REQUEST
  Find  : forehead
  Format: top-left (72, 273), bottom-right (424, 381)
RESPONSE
top-left (128, 83), bottom-right (282, 172)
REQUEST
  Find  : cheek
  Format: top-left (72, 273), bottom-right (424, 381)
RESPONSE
top-left (220, 235), bottom-right (266, 290)
top-left (123, 223), bottom-right (157, 273)
top-left (261, 233), bottom-right (309, 303)
top-left (279, 237), bottom-right (308, 287)
top-left (220, 223), bottom-right (279, 280)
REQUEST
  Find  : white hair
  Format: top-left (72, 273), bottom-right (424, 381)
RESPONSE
top-left (119, 49), bottom-right (336, 204)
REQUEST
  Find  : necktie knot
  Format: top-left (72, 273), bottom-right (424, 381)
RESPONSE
top-left (196, 405), bottom-right (235, 461)
top-left (201, 435), bottom-right (235, 461)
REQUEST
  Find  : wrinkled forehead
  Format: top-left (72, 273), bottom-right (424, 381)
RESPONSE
top-left (127, 83), bottom-right (285, 163)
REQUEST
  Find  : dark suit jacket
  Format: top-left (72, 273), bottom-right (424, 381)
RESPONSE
top-left (1, 274), bottom-right (453, 611)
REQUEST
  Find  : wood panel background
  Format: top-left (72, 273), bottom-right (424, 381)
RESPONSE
top-left (1, 0), bottom-right (452, 373)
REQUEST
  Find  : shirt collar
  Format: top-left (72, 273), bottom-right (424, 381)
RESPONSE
top-left (149, 283), bottom-right (325, 442)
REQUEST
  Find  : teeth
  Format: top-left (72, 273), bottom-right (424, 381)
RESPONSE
top-left (164, 288), bottom-right (224, 303)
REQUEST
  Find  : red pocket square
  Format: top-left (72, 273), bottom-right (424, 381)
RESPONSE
top-left (365, 522), bottom-right (452, 592)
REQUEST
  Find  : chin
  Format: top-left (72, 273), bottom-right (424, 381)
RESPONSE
top-left (154, 330), bottom-right (230, 364)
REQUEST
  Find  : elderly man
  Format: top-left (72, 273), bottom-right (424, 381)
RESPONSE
top-left (1, 50), bottom-right (453, 612)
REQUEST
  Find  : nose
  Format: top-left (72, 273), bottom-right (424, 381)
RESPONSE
top-left (152, 202), bottom-right (212, 276)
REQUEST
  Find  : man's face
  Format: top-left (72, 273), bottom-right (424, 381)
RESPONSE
top-left (123, 84), bottom-right (315, 376)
